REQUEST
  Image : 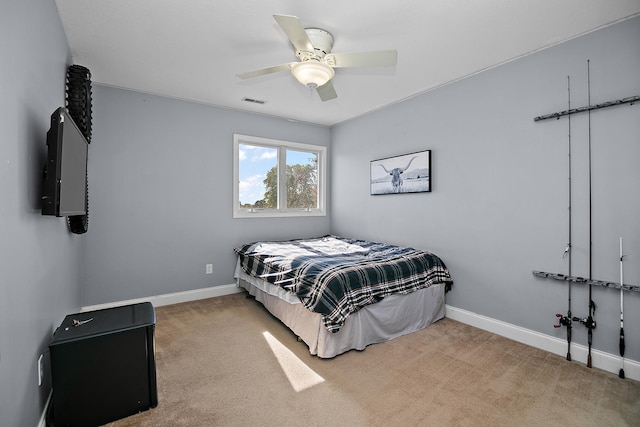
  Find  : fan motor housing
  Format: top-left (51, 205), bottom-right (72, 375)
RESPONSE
top-left (301, 28), bottom-right (334, 58)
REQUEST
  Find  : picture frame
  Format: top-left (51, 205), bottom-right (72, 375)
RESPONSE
top-left (370, 150), bottom-right (431, 195)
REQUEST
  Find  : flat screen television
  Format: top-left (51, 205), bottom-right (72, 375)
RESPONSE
top-left (42, 107), bottom-right (88, 217)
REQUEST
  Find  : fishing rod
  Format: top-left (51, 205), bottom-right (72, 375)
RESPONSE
top-left (566, 75), bottom-right (573, 362)
top-left (569, 60), bottom-right (597, 368)
top-left (619, 237), bottom-right (625, 379)
top-left (555, 75), bottom-right (573, 362)
top-left (585, 59), bottom-right (596, 369)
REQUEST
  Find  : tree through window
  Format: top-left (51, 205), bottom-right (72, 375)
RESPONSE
top-left (233, 135), bottom-right (326, 218)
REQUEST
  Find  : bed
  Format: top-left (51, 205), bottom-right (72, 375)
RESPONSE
top-left (234, 235), bottom-right (453, 358)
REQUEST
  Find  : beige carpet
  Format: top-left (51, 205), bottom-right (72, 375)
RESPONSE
top-left (107, 293), bottom-right (640, 427)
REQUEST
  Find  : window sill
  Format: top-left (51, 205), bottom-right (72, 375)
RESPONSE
top-left (233, 209), bottom-right (326, 219)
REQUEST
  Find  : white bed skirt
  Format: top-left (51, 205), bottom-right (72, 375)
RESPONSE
top-left (235, 261), bottom-right (446, 358)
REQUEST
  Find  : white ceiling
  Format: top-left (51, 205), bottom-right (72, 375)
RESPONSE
top-left (54, 1), bottom-right (640, 127)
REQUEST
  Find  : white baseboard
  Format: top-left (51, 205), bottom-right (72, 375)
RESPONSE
top-left (80, 289), bottom-right (638, 381)
top-left (81, 283), bottom-right (242, 312)
top-left (446, 304), bottom-right (639, 381)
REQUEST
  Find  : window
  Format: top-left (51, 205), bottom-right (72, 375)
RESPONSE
top-left (233, 134), bottom-right (326, 218)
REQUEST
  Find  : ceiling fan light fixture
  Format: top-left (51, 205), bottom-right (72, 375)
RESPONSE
top-left (291, 61), bottom-right (334, 89)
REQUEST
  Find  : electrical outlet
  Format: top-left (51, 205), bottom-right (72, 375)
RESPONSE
top-left (206, 264), bottom-right (213, 275)
top-left (38, 354), bottom-right (44, 386)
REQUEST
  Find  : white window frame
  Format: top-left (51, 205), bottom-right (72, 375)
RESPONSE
top-left (233, 134), bottom-right (327, 218)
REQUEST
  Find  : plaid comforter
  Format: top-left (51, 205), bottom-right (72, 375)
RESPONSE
top-left (234, 236), bottom-right (453, 333)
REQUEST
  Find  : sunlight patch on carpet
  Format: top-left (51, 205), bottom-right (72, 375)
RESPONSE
top-left (262, 331), bottom-right (325, 392)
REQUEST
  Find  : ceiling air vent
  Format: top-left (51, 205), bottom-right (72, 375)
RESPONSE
top-left (242, 97), bottom-right (266, 105)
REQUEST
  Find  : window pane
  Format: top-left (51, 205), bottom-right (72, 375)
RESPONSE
top-left (233, 134), bottom-right (326, 218)
top-left (238, 144), bottom-right (278, 209)
top-left (286, 149), bottom-right (318, 209)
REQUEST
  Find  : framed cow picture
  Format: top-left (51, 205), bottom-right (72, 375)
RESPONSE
top-left (370, 150), bottom-right (431, 195)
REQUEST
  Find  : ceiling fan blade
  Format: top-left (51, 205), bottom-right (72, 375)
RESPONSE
top-left (316, 80), bottom-right (337, 102)
top-left (236, 63), bottom-right (293, 80)
top-left (273, 14), bottom-right (314, 53)
top-left (326, 50), bottom-right (397, 68)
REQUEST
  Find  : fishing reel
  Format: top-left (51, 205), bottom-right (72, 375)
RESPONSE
top-left (572, 315), bottom-right (596, 330)
top-left (554, 313), bottom-right (572, 328)
top-left (573, 300), bottom-right (596, 331)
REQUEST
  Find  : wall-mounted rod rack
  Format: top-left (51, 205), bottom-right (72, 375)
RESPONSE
top-left (533, 271), bottom-right (640, 293)
top-left (533, 95), bottom-right (640, 122)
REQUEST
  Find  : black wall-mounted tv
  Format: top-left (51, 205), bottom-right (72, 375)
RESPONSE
top-left (42, 107), bottom-right (88, 217)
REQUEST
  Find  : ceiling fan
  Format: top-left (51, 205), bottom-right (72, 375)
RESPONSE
top-left (236, 14), bottom-right (397, 101)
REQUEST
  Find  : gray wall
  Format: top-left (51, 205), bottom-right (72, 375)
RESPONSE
top-left (331, 16), bottom-right (640, 361)
top-left (2, 5), bottom-right (637, 424)
top-left (0, 0), bottom-right (81, 426)
top-left (80, 86), bottom-right (331, 305)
